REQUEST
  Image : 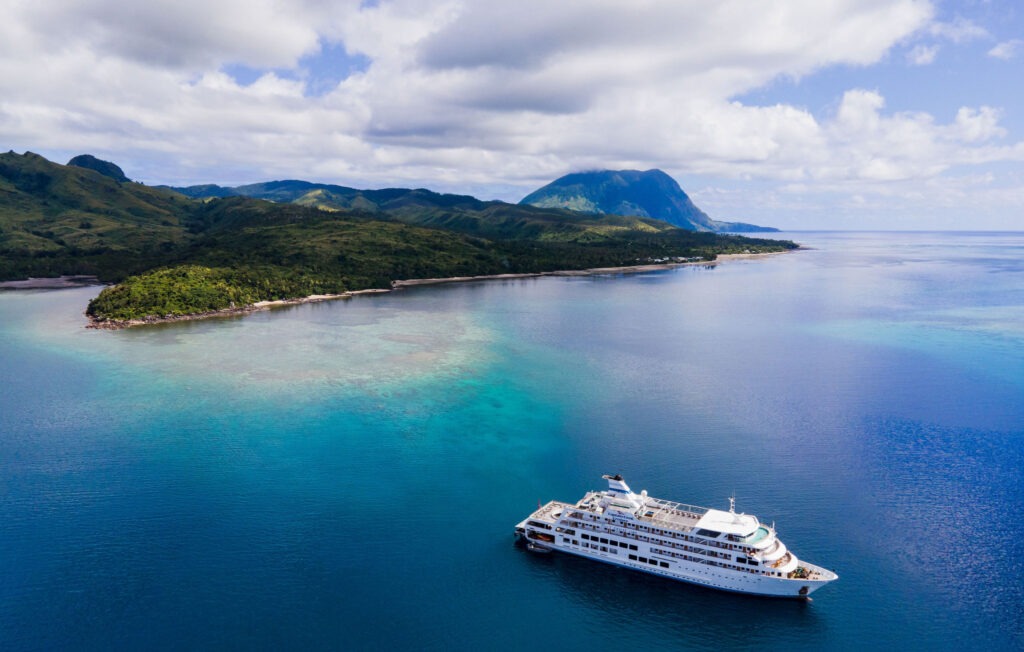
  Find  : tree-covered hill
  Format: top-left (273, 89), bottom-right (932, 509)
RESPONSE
top-left (168, 180), bottom-right (686, 241)
top-left (0, 151), bottom-right (194, 280)
top-left (520, 169), bottom-right (776, 232)
top-left (67, 154), bottom-right (131, 183)
top-left (174, 170), bottom-right (778, 235)
top-left (0, 152), bottom-right (796, 325)
top-left (87, 200), bottom-right (794, 322)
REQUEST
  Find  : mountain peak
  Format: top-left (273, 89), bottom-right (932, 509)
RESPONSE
top-left (68, 154), bottom-right (130, 183)
top-left (520, 168), bottom-right (775, 232)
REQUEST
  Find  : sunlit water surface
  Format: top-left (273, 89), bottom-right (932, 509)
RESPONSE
top-left (2, 232), bottom-right (1022, 650)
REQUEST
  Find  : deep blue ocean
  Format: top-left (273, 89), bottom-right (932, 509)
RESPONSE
top-left (2, 232), bottom-right (1023, 651)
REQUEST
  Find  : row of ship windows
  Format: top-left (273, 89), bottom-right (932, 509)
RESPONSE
top-left (580, 533), bottom-right (638, 551)
top-left (566, 521), bottom-right (736, 562)
top-left (628, 554), bottom-right (670, 569)
top-left (650, 546), bottom-right (776, 575)
top-left (651, 537), bottom-right (731, 561)
top-left (562, 537), bottom-right (622, 556)
top-left (560, 532), bottom-right (777, 578)
top-left (567, 513), bottom-right (750, 553)
top-left (583, 541), bottom-right (617, 554)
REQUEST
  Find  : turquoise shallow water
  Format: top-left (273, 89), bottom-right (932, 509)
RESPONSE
top-left (2, 232), bottom-right (1023, 650)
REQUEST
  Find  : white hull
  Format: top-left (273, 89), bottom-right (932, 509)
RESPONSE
top-left (517, 534), bottom-right (832, 597)
top-left (515, 475), bottom-right (837, 599)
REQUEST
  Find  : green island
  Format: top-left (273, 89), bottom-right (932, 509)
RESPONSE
top-left (0, 152), bottom-right (797, 327)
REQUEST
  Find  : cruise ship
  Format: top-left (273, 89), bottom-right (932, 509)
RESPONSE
top-left (514, 474), bottom-right (838, 598)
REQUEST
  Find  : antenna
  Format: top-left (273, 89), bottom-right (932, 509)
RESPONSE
top-left (729, 495), bottom-right (736, 513)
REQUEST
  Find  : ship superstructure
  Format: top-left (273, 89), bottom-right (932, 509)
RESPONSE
top-left (514, 474), bottom-right (837, 598)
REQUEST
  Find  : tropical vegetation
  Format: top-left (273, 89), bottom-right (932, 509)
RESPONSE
top-left (0, 152), bottom-right (797, 324)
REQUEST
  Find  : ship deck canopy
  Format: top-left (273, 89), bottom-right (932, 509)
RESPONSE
top-left (694, 508), bottom-right (759, 537)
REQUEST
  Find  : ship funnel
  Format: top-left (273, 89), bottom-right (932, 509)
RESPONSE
top-left (603, 474), bottom-right (633, 495)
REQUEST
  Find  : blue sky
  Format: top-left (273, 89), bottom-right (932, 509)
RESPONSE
top-left (1, 0), bottom-right (1022, 229)
top-left (224, 42), bottom-right (370, 97)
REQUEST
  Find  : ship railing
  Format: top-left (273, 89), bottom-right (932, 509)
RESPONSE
top-left (533, 500), bottom-right (571, 521)
top-left (643, 501), bottom-right (708, 532)
top-left (649, 547), bottom-right (761, 574)
top-left (645, 498), bottom-right (709, 517)
top-left (646, 515), bottom-right (698, 533)
top-left (567, 515), bottom-right (730, 549)
top-left (771, 552), bottom-right (793, 569)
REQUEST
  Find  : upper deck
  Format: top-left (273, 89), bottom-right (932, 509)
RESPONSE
top-left (518, 500), bottom-right (574, 527)
top-left (569, 491), bottom-right (708, 532)
top-left (572, 489), bottom-right (762, 541)
top-left (638, 497), bottom-right (712, 533)
top-left (523, 476), bottom-right (766, 545)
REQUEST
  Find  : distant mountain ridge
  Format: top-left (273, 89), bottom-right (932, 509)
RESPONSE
top-left (1, 152), bottom-right (794, 286)
top-left (169, 170), bottom-right (776, 233)
top-left (519, 169), bottom-right (775, 233)
top-left (169, 179), bottom-right (490, 212)
top-left (164, 179), bottom-right (687, 241)
top-left (0, 151), bottom-right (192, 280)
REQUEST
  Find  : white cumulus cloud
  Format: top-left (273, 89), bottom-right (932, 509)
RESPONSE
top-left (927, 16), bottom-right (989, 43)
top-left (988, 39), bottom-right (1024, 60)
top-left (907, 44), bottom-right (939, 65)
top-left (1, 0), bottom-right (1022, 227)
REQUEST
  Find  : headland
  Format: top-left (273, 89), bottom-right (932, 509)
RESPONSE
top-left (86, 250), bottom-right (796, 329)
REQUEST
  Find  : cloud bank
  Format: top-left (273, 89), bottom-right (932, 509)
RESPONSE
top-left (1, 0), bottom-right (1022, 227)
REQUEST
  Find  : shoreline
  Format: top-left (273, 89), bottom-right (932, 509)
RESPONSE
top-left (0, 275), bottom-right (102, 290)
top-left (86, 288), bottom-right (391, 330)
top-left (85, 249), bottom-right (796, 330)
top-left (390, 250), bottom-right (791, 288)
